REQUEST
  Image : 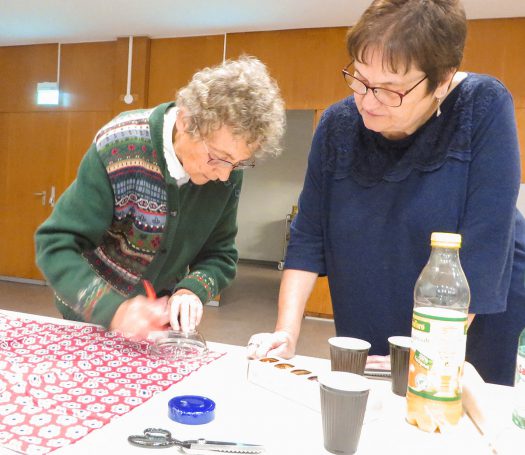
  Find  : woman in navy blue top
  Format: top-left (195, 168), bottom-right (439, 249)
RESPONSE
top-left (248, 0), bottom-right (525, 386)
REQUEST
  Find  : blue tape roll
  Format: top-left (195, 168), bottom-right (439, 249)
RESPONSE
top-left (168, 395), bottom-right (216, 425)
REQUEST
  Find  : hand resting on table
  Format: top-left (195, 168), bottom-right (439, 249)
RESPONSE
top-left (246, 331), bottom-right (296, 359)
top-left (247, 330), bottom-right (392, 373)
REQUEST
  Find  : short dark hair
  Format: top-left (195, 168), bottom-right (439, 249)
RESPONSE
top-left (346, 0), bottom-right (467, 93)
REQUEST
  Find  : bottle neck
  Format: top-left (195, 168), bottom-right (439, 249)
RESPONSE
top-left (415, 244), bottom-right (469, 313)
top-left (429, 246), bottom-right (460, 262)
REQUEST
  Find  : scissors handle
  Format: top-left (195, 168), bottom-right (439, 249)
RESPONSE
top-left (128, 428), bottom-right (184, 448)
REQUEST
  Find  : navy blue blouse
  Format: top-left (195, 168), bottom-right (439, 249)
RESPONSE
top-left (285, 73), bottom-right (525, 385)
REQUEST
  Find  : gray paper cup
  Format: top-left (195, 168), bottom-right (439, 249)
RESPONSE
top-left (388, 336), bottom-right (412, 397)
top-left (329, 337), bottom-right (371, 375)
top-left (318, 371), bottom-right (370, 454)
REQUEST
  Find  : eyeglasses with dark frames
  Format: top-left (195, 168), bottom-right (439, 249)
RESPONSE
top-left (341, 62), bottom-right (427, 107)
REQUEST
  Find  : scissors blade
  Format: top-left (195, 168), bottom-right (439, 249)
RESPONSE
top-left (185, 440), bottom-right (265, 453)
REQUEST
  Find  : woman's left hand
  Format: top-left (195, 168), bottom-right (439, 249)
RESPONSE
top-left (168, 290), bottom-right (203, 332)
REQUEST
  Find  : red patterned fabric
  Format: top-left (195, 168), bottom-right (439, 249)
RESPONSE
top-left (0, 314), bottom-right (223, 454)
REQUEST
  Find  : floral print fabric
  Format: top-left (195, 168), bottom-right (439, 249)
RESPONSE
top-left (0, 314), bottom-right (222, 454)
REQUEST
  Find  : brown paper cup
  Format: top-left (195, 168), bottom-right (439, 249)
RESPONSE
top-left (388, 336), bottom-right (412, 397)
top-left (329, 337), bottom-right (371, 375)
top-left (318, 371), bottom-right (370, 454)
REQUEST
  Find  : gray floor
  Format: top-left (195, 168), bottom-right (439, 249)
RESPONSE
top-left (0, 262), bottom-right (335, 359)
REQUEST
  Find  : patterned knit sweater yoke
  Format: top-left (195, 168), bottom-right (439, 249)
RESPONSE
top-left (85, 108), bottom-right (168, 294)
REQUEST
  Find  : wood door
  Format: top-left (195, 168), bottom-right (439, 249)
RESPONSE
top-left (0, 111), bottom-right (112, 281)
top-left (63, 112), bottom-right (113, 184)
top-left (0, 112), bottom-right (67, 280)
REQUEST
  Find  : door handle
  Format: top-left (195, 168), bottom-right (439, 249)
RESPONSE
top-left (49, 186), bottom-right (56, 207)
top-left (33, 191), bottom-right (47, 206)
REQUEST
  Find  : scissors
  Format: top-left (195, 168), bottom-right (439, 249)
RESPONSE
top-left (128, 428), bottom-right (265, 454)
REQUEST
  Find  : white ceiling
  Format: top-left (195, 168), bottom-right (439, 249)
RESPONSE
top-left (1, 0), bottom-right (524, 47)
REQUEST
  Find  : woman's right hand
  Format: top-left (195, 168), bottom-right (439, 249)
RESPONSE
top-left (109, 295), bottom-right (170, 339)
top-left (246, 331), bottom-right (296, 359)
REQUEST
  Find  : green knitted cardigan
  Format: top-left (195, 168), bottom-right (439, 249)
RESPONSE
top-left (36, 103), bottom-right (242, 328)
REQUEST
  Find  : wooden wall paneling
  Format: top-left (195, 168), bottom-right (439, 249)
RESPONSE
top-left (313, 108), bottom-right (326, 130)
top-left (500, 17), bottom-right (525, 109)
top-left (0, 44), bottom-right (58, 113)
top-left (463, 18), bottom-right (525, 108)
top-left (148, 35), bottom-right (224, 107)
top-left (112, 37), bottom-right (151, 114)
top-left (225, 28), bottom-right (350, 110)
top-left (62, 111), bottom-right (114, 189)
top-left (60, 42), bottom-right (116, 112)
top-left (305, 276), bottom-right (333, 318)
top-left (0, 42), bottom-right (118, 113)
top-left (0, 112), bottom-right (68, 279)
top-left (0, 114), bottom-right (7, 246)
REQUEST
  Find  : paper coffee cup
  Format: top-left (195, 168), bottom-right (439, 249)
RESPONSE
top-left (318, 371), bottom-right (370, 454)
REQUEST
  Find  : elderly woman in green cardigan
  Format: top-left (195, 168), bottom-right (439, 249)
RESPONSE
top-left (35, 56), bottom-right (285, 339)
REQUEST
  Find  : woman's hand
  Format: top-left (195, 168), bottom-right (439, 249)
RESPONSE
top-left (248, 270), bottom-right (317, 360)
top-left (246, 331), bottom-right (296, 359)
top-left (109, 295), bottom-right (170, 339)
top-left (168, 289), bottom-right (203, 332)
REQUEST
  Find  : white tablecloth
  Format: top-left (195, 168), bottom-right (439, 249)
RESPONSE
top-left (0, 310), bottom-right (523, 455)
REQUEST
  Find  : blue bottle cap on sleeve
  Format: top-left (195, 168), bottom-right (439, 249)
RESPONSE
top-left (168, 395), bottom-right (216, 425)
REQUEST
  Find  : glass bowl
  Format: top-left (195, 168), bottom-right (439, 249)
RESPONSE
top-left (148, 329), bottom-right (208, 361)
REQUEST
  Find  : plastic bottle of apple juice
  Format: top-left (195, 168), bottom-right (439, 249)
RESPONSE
top-left (406, 232), bottom-right (470, 432)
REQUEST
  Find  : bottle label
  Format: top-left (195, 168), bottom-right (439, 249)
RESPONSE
top-left (407, 306), bottom-right (468, 402)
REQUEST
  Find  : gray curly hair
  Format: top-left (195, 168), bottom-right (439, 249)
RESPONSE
top-left (176, 56), bottom-right (286, 158)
